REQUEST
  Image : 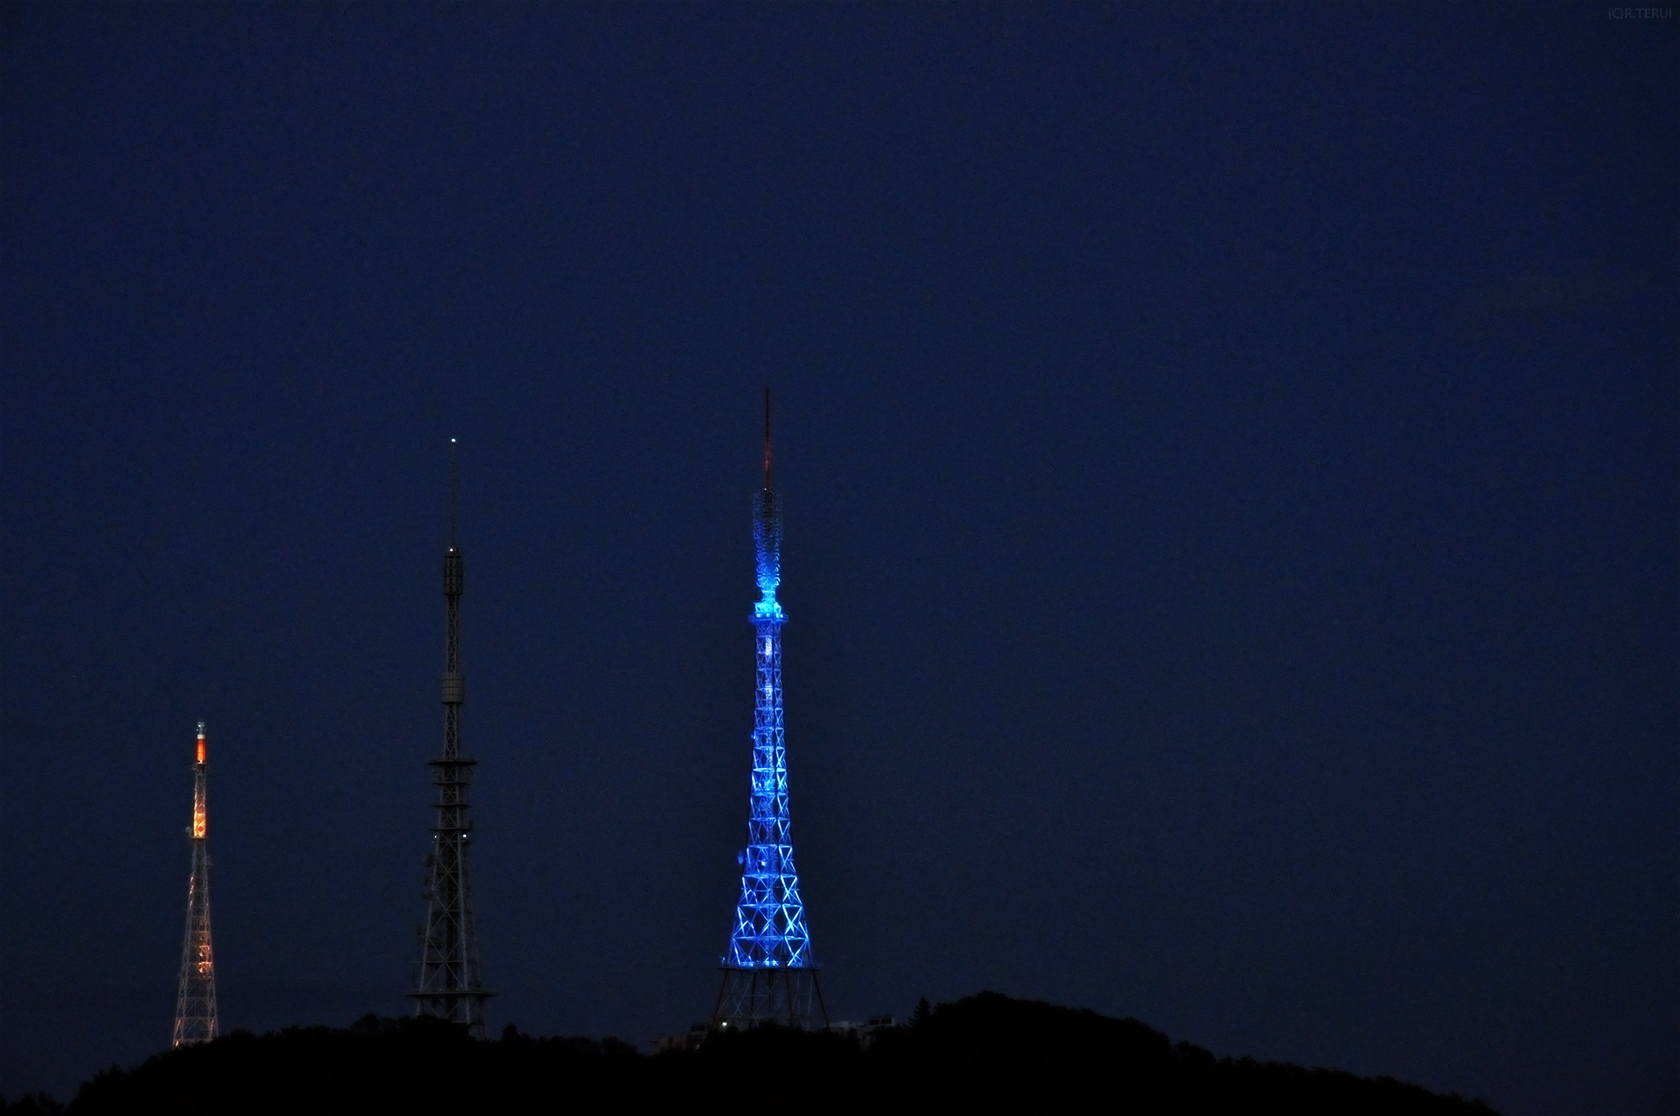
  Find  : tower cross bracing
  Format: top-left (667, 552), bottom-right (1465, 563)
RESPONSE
top-left (714, 392), bottom-right (827, 1029)
top-left (172, 721), bottom-right (218, 1047)
top-left (411, 441), bottom-right (492, 1036)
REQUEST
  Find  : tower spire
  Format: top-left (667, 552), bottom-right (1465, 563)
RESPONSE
top-left (448, 436), bottom-right (459, 552)
top-left (714, 398), bottom-right (827, 1030)
top-left (172, 721), bottom-right (218, 1047)
top-left (762, 386), bottom-right (773, 491)
top-left (412, 440), bottom-right (492, 1036)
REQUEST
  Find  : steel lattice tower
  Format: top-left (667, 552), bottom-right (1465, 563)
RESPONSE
top-left (713, 392), bottom-right (828, 1030)
top-left (172, 721), bottom-right (219, 1047)
top-left (411, 441), bottom-right (492, 1036)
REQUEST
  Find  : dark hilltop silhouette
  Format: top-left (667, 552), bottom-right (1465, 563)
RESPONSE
top-left (4, 992), bottom-right (1496, 1114)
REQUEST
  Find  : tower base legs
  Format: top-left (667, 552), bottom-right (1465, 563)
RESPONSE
top-left (408, 990), bottom-right (491, 1040)
top-left (712, 967), bottom-right (828, 1030)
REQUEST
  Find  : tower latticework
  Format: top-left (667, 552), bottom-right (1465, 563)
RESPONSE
top-left (411, 442), bottom-right (492, 1036)
top-left (713, 393), bottom-right (828, 1030)
top-left (172, 721), bottom-right (219, 1047)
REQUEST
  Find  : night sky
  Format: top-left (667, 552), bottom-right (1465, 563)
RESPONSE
top-left (2, 4), bottom-right (1675, 1113)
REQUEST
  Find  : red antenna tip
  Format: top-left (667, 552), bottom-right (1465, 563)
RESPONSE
top-left (762, 387), bottom-right (773, 489)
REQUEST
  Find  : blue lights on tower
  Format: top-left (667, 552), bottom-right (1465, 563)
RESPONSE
top-left (714, 393), bottom-right (825, 1028)
top-left (752, 488), bottom-right (786, 623)
top-left (729, 487), bottom-right (809, 967)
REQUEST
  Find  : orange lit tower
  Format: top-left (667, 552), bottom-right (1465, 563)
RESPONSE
top-left (172, 721), bottom-right (219, 1047)
top-left (410, 440), bottom-right (491, 1036)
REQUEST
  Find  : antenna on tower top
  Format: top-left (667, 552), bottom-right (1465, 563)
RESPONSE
top-left (762, 387), bottom-right (773, 491)
top-left (448, 438), bottom-right (459, 551)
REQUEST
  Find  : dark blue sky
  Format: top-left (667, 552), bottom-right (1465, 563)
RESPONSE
top-left (2, 4), bottom-right (1675, 1113)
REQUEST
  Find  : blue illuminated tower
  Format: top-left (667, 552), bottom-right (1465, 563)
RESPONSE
top-left (713, 392), bottom-right (828, 1030)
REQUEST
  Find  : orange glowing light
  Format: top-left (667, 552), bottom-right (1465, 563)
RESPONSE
top-left (191, 723), bottom-right (208, 837)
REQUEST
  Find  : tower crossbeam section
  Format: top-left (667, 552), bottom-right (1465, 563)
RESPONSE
top-left (172, 722), bottom-right (219, 1047)
top-left (411, 459), bottom-right (491, 1037)
top-left (715, 401), bottom-right (827, 1030)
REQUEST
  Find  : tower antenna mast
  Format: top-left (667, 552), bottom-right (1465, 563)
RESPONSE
top-left (411, 437), bottom-right (492, 1036)
top-left (172, 722), bottom-right (219, 1047)
top-left (714, 390), bottom-right (828, 1029)
top-left (763, 386), bottom-right (773, 490)
top-left (448, 436), bottom-right (459, 551)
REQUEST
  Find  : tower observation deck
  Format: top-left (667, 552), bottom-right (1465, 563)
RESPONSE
top-left (713, 392), bottom-right (828, 1029)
